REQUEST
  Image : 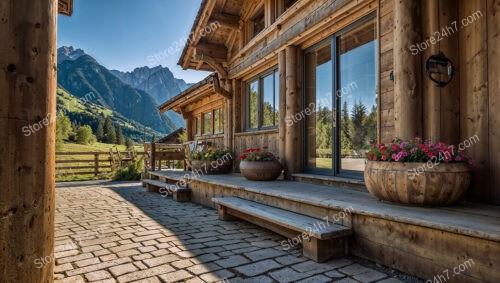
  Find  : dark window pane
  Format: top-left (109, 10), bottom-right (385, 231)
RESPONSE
top-left (203, 112), bottom-right (212, 135)
top-left (262, 73), bottom-right (275, 127)
top-left (248, 80), bottom-right (259, 129)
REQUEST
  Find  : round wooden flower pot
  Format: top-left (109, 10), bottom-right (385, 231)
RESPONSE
top-left (240, 160), bottom-right (283, 181)
top-left (191, 159), bottom-right (233, 175)
top-left (364, 161), bottom-right (470, 206)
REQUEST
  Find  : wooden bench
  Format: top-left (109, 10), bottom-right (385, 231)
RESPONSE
top-left (212, 197), bottom-right (352, 262)
top-left (143, 178), bottom-right (191, 202)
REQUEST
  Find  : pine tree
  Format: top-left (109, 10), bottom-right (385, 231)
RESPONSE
top-left (103, 117), bottom-right (116, 144)
top-left (349, 101), bottom-right (367, 150)
top-left (96, 119), bottom-right (104, 142)
top-left (151, 134), bottom-right (157, 143)
top-left (125, 138), bottom-right (134, 149)
top-left (116, 125), bottom-right (124, 145)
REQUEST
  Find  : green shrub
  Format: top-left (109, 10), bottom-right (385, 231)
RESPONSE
top-left (113, 157), bottom-right (144, 181)
top-left (76, 125), bottom-right (94, 145)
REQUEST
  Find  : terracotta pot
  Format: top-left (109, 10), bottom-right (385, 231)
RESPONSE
top-left (191, 159), bottom-right (232, 175)
top-left (364, 161), bottom-right (470, 206)
top-left (239, 160), bottom-right (283, 181)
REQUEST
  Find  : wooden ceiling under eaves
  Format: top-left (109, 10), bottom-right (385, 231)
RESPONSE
top-left (179, 0), bottom-right (245, 74)
top-left (58, 0), bottom-right (73, 16)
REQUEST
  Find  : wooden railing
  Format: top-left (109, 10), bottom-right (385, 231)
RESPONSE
top-left (55, 151), bottom-right (144, 179)
top-left (144, 143), bottom-right (185, 171)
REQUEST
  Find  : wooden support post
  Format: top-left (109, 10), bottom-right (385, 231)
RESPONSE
top-left (224, 80), bottom-right (233, 151)
top-left (0, 0), bottom-right (57, 281)
top-left (438, 0), bottom-right (460, 145)
top-left (285, 46), bottom-right (300, 178)
top-left (421, 0), bottom-right (440, 143)
top-left (185, 115), bottom-right (194, 141)
top-left (393, 0), bottom-right (422, 139)
top-left (151, 143), bottom-right (156, 171)
top-left (278, 49), bottom-right (287, 166)
top-left (94, 153), bottom-right (99, 176)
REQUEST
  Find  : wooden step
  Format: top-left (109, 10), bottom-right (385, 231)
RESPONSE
top-left (143, 179), bottom-right (190, 202)
top-left (212, 197), bottom-right (352, 262)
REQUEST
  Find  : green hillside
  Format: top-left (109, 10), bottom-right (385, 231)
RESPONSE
top-left (56, 85), bottom-right (165, 142)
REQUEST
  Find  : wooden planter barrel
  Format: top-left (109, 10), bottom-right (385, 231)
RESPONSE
top-left (240, 160), bottom-right (283, 181)
top-left (191, 159), bottom-right (232, 174)
top-left (364, 161), bottom-right (470, 206)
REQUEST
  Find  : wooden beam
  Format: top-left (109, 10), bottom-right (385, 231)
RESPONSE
top-left (213, 76), bottom-right (232, 99)
top-left (195, 42), bottom-right (228, 60)
top-left (210, 13), bottom-right (240, 30)
top-left (194, 54), bottom-right (228, 79)
top-left (0, 0), bottom-right (57, 281)
top-left (393, 0), bottom-right (422, 139)
top-left (58, 0), bottom-right (73, 15)
top-left (232, 79), bottom-right (242, 134)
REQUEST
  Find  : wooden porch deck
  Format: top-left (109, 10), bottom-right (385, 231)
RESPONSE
top-left (149, 170), bottom-right (499, 242)
top-left (145, 170), bottom-right (499, 282)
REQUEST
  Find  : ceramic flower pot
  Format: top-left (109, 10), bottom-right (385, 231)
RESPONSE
top-left (239, 160), bottom-right (283, 181)
top-left (364, 161), bottom-right (470, 206)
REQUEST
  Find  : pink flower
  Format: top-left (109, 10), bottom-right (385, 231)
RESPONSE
top-left (381, 155), bottom-right (387, 161)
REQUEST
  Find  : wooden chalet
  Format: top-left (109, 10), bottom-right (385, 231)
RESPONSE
top-left (152, 0), bottom-right (500, 281)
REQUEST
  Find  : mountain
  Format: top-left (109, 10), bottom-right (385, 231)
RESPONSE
top-left (56, 85), bottom-right (165, 142)
top-left (110, 66), bottom-right (192, 129)
top-left (57, 54), bottom-right (176, 134)
top-left (110, 66), bottom-right (191, 104)
top-left (58, 46), bottom-right (85, 63)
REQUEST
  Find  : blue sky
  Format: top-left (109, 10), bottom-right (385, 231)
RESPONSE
top-left (58, 0), bottom-right (209, 83)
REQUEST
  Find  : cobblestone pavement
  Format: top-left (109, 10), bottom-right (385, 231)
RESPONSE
top-left (52, 181), bottom-right (420, 283)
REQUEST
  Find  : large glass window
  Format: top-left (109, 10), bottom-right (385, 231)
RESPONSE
top-left (304, 16), bottom-right (377, 177)
top-left (246, 69), bottom-right (279, 130)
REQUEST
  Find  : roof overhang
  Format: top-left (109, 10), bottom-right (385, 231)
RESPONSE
top-left (178, 0), bottom-right (241, 79)
top-left (158, 73), bottom-right (231, 115)
top-left (58, 0), bottom-right (73, 16)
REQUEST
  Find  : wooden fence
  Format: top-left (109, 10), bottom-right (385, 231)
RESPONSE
top-left (55, 151), bottom-right (144, 179)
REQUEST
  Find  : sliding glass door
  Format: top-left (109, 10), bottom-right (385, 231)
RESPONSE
top-left (305, 15), bottom-right (377, 177)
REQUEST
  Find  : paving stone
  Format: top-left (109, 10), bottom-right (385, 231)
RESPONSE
top-left (269, 267), bottom-right (310, 282)
top-left (339, 264), bottom-right (378, 276)
top-left (275, 255), bottom-right (308, 265)
top-left (171, 259), bottom-right (194, 269)
top-left (109, 263), bottom-right (138, 277)
top-left (54, 275), bottom-right (85, 283)
top-left (291, 261), bottom-right (336, 275)
top-left (143, 254), bottom-right (180, 267)
top-left (376, 278), bottom-right (405, 283)
top-left (325, 269), bottom-right (347, 278)
top-left (234, 259), bottom-right (282, 277)
top-left (74, 257), bottom-right (100, 268)
top-left (84, 270), bottom-right (112, 281)
top-left (296, 274), bottom-right (332, 283)
top-left (333, 278), bottom-right (362, 283)
top-left (116, 264), bottom-right (174, 282)
top-left (199, 269), bottom-right (235, 283)
top-left (229, 275), bottom-right (274, 283)
top-left (187, 262), bottom-right (222, 275)
top-left (244, 248), bottom-right (287, 261)
top-left (215, 255), bottom-right (250, 268)
top-left (250, 240), bottom-right (279, 248)
top-left (54, 263), bottom-right (73, 273)
top-left (158, 270), bottom-right (193, 282)
top-left (131, 277), bottom-right (162, 283)
top-left (353, 269), bottom-right (388, 282)
top-left (56, 253), bottom-right (94, 265)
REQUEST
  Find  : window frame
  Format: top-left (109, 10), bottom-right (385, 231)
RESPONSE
top-left (245, 67), bottom-right (279, 131)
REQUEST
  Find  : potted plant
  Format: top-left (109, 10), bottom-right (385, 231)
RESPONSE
top-left (238, 147), bottom-right (282, 181)
top-left (189, 148), bottom-right (233, 174)
top-left (364, 137), bottom-right (474, 206)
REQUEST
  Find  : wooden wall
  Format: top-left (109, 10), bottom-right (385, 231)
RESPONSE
top-left (234, 130), bottom-right (279, 170)
top-left (377, 0), bottom-right (499, 204)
